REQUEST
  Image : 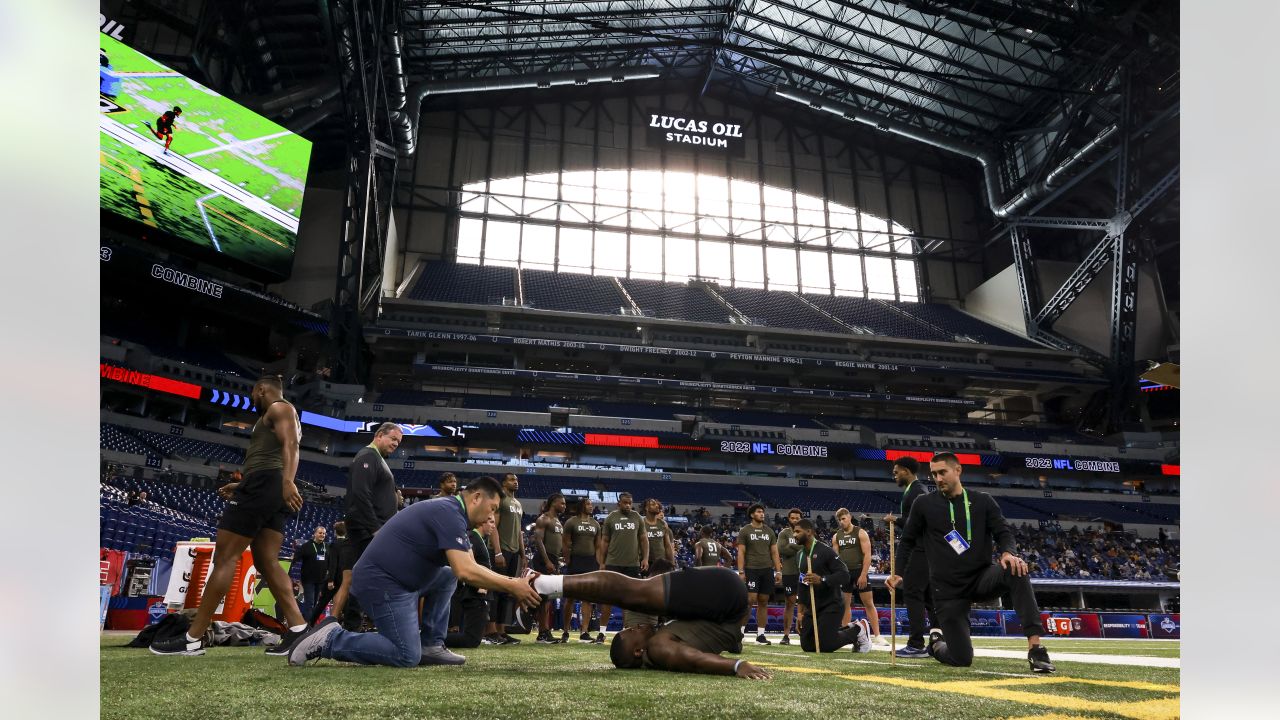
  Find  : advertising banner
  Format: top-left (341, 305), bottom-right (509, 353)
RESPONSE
top-left (1148, 613), bottom-right (1181, 639)
top-left (1002, 611), bottom-right (1103, 638)
top-left (1099, 613), bottom-right (1150, 639)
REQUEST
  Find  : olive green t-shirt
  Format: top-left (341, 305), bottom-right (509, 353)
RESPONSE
top-left (736, 524), bottom-right (777, 570)
top-left (641, 620), bottom-right (742, 668)
top-left (564, 515), bottom-right (600, 557)
top-left (498, 493), bottom-right (523, 553)
top-left (644, 519), bottom-right (674, 564)
top-left (603, 509), bottom-right (645, 567)
top-left (242, 403), bottom-right (299, 474)
top-left (834, 527), bottom-right (866, 574)
top-left (695, 538), bottom-right (723, 567)
top-left (777, 527), bottom-right (802, 575)
top-left (540, 515), bottom-right (564, 559)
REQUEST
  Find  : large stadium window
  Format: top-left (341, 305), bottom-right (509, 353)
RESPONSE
top-left (456, 170), bottom-right (920, 301)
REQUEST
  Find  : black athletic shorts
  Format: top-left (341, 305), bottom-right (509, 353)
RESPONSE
top-left (843, 578), bottom-right (872, 595)
top-left (744, 568), bottom-right (776, 596)
top-left (529, 555), bottom-right (558, 574)
top-left (565, 555), bottom-right (598, 575)
top-left (605, 564), bottom-right (641, 578)
top-left (781, 573), bottom-right (800, 597)
top-left (217, 468), bottom-right (294, 537)
top-left (664, 567), bottom-right (749, 624)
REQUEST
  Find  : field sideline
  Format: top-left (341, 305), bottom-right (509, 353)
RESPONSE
top-left (100, 633), bottom-right (1179, 720)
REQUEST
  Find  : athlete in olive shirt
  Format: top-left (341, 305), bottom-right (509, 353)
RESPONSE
top-left (597, 493), bottom-right (648, 637)
top-left (151, 376), bottom-right (307, 656)
top-left (884, 456), bottom-right (937, 657)
top-left (643, 498), bottom-right (675, 572)
top-left (562, 497), bottom-right (602, 642)
top-left (776, 508), bottom-right (803, 645)
top-left (736, 504), bottom-right (781, 644)
top-left (694, 526), bottom-right (731, 567)
top-left (834, 508), bottom-right (884, 644)
top-left (532, 493), bottom-right (567, 643)
top-left (487, 474), bottom-right (525, 645)
top-left (528, 567), bottom-right (770, 679)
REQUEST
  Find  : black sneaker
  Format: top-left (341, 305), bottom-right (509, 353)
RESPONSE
top-left (594, 632), bottom-right (605, 644)
top-left (536, 630), bottom-right (555, 644)
top-left (779, 635), bottom-right (791, 645)
top-left (149, 632), bottom-right (205, 656)
top-left (1028, 645), bottom-right (1056, 674)
top-left (264, 628), bottom-right (306, 656)
top-left (756, 633), bottom-right (772, 645)
top-left (287, 617), bottom-right (341, 667)
top-left (481, 634), bottom-right (502, 645)
top-left (578, 632), bottom-right (593, 643)
top-left (927, 629), bottom-right (946, 660)
top-left (500, 634), bottom-right (521, 645)
top-left (559, 631), bottom-right (570, 644)
top-left (895, 645), bottom-right (930, 659)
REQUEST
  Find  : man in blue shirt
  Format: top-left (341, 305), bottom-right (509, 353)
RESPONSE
top-left (288, 476), bottom-right (541, 667)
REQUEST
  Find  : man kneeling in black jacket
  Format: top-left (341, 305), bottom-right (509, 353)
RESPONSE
top-left (793, 519), bottom-right (871, 653)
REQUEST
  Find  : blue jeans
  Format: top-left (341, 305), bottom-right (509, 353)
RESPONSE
top-left (301, 582), bottom-right (325, 621)
top-left (324, 565), bottom-right (456, 667)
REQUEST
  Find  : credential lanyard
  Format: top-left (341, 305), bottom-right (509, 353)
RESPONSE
top-left (948, 490), bottom-right (971, 543)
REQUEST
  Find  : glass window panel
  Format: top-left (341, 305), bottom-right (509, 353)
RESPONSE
top-left (663, 171), bottom-right (696, 232)
top-left (630, 234), bottom-right (664, 280)
top-left (828, 201), bottom-right (860, 249)
top-left (483, 220), bottom-right (520, 267)
top-left (460, 180), bottom-right (486, 213)
top-left (524, 174), bottom-right (560, 220)
top-left (560, 171), bottom-right (594, 205)
top-left (891, 223), bottom-right (914, 253)
top-left (557, 226), bottom-right (593, 272)
top-left (486, 177), bottom-right (523, 216)
top-left (520, 223), bottom-right (556, 271)
top-left (832, 253), bottom-right (864, 296)
top-left (765, 246), bottom-right (798, 291)
top-left (457, 218), bottom-right (483, 261)
top-left (664, 236), bottom-right (697, 282)
top-left (799, 249), bottom-right (831, 293)
top-left (629, 170), bottom-right (664, 231)
top-left (859, 213), bottom-right (890, 251)
top-left (594, 230), bottom-right (628, 277)
top-left (864, 255), bottom-right (896, 299)
top-left (732, 243), bottom-right (764, 288)
top-left (894, 258), bottom-right (919, 301)
top-left (762, 185), bottom-right (793, 223)
top-left (698, 240), bottom-right (732, 283)
top-left (697, 174), bottom-right (730, 236)
top-left (595, 171), bottom-right (628, 226)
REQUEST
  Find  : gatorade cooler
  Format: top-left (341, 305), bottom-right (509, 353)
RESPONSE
top-left (182, 547), bottom-right (257, 622)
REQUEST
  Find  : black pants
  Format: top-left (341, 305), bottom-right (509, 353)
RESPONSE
top-left (932, 564), bottom-right (1044, 667)
top-left (446, 594), bottom-right (489, 648)
top-left (341, 536), bottom-right (374, 630)
top-left (307, 582), bottom-right (336, 626)
top-left (489, 550), bottom-right (521, 627)
top-left (301, 581), bottom-right (325, 622)
top-left (902, 548), bottom-right (937, 649)
top-left (799, 605), bottom-right (861, 653)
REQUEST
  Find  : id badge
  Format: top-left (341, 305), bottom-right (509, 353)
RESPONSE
top-left (943, 530), bottom-right (970, 555)
top-left (316, 553), bottom-right (326, 561)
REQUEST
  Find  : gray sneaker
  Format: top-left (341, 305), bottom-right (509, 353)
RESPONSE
top-left (287, 617), bottom-right (341, 667)
top-left (419, 644), bottom-right (466, 666)
top-left (854, 619), bottom-right (872, 654)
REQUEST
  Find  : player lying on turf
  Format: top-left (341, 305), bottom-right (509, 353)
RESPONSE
top-left (528, 562), bottom-right (771, 679)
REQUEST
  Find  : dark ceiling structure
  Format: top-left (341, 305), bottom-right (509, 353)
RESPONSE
top-left (107, 0), bottom-right (1178, 431)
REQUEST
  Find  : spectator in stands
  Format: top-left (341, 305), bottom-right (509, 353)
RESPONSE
top-left (341, 422), bottom-right (404, 630)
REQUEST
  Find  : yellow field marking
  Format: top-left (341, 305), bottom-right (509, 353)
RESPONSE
top-left (979, 676), bottom-right (1179, 694)
top-left (204, 202), bottom-right (289, 248)
top-left (836, 675), bottom-right (1177, 720)
top-left (139, 207), bottom-right (154, 219)
top-left (1002, 715), bottom-right (1097, 720)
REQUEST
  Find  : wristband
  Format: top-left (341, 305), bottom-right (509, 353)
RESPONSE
top-left (733, 659), bottom-right (744, 675)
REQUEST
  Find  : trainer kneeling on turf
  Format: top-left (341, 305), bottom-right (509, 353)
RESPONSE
top-left (793, 519), bottom-right (872, 654)
top-left (288, 476), bottom-right (541, 667)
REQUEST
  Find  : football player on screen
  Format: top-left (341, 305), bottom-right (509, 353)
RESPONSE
top-left (144, 106), bottom-right (182, 154)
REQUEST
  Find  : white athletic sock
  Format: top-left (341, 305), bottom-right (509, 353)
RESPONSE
top-left (184, 632), bottom-right (198, 644)
top-left (289, 624), bottom-right (307, 633)
top-left (532, 575), bottom-right (564, 598)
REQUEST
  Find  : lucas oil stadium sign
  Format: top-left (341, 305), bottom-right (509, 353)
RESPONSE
top-left (647, 112), bottom-right (746, 155)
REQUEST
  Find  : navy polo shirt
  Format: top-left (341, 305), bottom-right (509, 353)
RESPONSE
top-left (353, 496), bottom-right (472, 591)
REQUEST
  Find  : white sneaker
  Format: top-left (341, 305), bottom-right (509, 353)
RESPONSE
top-left (872, 634), bottom-right (889, 646)
top-left (854, 619), bottom-right (872, 654)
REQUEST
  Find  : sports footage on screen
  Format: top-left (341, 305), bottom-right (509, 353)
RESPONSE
top-left (99, 32), bottom-right (312, 278)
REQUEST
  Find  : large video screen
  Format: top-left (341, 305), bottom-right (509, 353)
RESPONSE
top-left (98, 32), bottom-right (311, 278)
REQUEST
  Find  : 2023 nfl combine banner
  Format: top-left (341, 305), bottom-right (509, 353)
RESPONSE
top-left (99, 32), bottom-right (312, 277)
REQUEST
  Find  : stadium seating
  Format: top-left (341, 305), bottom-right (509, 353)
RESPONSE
top-left (522, 268), bottom-right (627, 314)
top-left (800, 294), bottom-right (952, 341)
top-left (619, 278), bottom-right (732, 323)
top-left (717, 286), bottom-right (847, 333)
top-left (408, 261), bottom-right (515, 304)
top-left (889, 301), bottom-right (1036, 348)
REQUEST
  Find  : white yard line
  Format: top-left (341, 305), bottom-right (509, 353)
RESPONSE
top-left (186, 131), bottom-right (295, 158)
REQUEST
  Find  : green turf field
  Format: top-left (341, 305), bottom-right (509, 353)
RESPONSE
top-left (99, 634), bottom-right (1179, 720)
top-left (99, 32), bottom-right (310, 276)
